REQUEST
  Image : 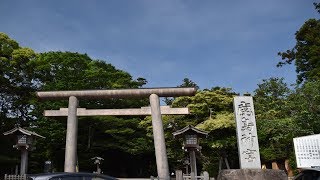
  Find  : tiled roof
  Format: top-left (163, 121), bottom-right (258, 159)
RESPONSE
top-left (3, 127), bottom-right (45, 138)
top-left (173, 125), bottom-right (208, 138)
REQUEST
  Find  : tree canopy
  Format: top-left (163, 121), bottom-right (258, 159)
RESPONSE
top-left (0, 33), bottom-right (38, 175)
top-left (0, 32), bottom-right (36, 122)
top-left (253, 77), bottom-right (291, 120)
top-left (277, 4), bottom-right (320, 84)
top-left (28, 51), bottom-right (151, 176)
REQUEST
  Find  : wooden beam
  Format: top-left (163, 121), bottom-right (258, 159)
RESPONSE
top-left (44, 106), bottom-right (189, 116)
top-left (37, 87), bottom-right (196, 100)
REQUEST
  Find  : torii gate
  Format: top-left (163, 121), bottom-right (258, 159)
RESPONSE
top-left (36, 87), bottom-right (196, 179)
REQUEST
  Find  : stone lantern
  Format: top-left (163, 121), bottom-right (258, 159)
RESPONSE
top-left (91, 157), bottom-right (104, 174)
top-left (173, 125), bottom-right (208, 179)
top-left (3, 125), bottom-right (45, 175)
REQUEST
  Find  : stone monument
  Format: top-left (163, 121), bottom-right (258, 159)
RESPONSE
top-left (234, 96), bottom-right (261, 169)
top-left (217, 96), bottom-right (287, 180)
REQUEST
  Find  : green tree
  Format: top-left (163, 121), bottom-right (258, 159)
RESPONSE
top-left (197, 112), bottom-right (238, 177)
top-left (164, 78), bottom-right (199, 105)
top-left (0, 33), bottom-right (37, 174)
top-left (273, 3), bottom-right (320, 170)
top-left (277, 4), bottom-right (320, 84)
top-left (172, 87), bottom-right (237, 120)
top-left (253, 77), bottom-right (312, 169)
top-left (288, 80), bottom-right (320, 134)
top-left (257, 118), bottom-right (309, 164)
top-left (28, 51), bottom-right (151, 176)
top-left (314, 3), bottom-right (320, 13)
top-left (178, 78), bottom-right (199, 90)
top-left (0, 32), bottom-right (36, 122)
top-left (254, 77), bottom-right (291, 120)
top-left (162, 87), bottom-right (238, 176)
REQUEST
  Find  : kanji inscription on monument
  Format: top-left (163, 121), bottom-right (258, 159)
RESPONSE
top-left (234, 96), bottom-right (261, 169)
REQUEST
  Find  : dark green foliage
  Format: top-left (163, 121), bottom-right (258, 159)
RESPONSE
top-left (253, 78), bottom-right (304, 166)
top-left (314, 3), bottom-right (320, 13)
top-left (164, 78), bottom-right (199, 105)
top-left (161, 87), bottom-right (239, 176)
top-left (252, 76), bottom-right (319, 169)
top-left (27, 51), bottom-right (151, 175)
top-left (277, 6), bottom-right (320, 84)
top-left (0, 32), bottom-right (37, 174)
top-left (288, 80), bottom-right (320, 134)
top-left (0, 32), bottom-right (36, 122)
top-left (172, 87), bottom-right (237, 119)
top-left (0, 33), bottom-right (153, 176)
top-left (178, 78), bottom-right (199, 90)
top-left (270, 3), bottom-right (320, 170)
top-left (254, 77), bottom-right (291, 120)
top-left (197, 112), bottom-right (238, 177)
top-left (257, 118), bottom-right (310, 162)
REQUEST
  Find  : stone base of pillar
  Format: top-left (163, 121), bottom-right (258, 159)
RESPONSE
top-left (217, 169), bottom-right (287, 180)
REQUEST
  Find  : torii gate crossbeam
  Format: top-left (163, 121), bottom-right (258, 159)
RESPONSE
top-left (44, 106), bottom-right (189, 116)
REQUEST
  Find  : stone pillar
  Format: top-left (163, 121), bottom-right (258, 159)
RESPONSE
top-left (175, 170), bottom-right (183, 180)
top-left (64, 96), bottom-right (79, 172)
top-left (189, 150), bottom-right (197, 179)
top-left (149, 94), bottom-right (170, 180)
top-left (203, 171), bottom-right (209, 180)
top-left (15, 165), bottom-right (18, 175)
top-left (20, 148), bottom-right (28, 175)
top-left (272, 161), bottom-right (279, 170)
top-left (190, 172), bottom-right (195, 180)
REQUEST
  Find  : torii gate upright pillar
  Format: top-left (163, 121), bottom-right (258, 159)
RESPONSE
top-left (65, 96), bottom-right (78, 172)
top-left (150, 94), bottom-right (169, 179)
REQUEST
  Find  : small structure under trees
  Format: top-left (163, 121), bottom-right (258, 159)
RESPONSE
top-left (173, 125), bottom-right (208, 180)
top-left (3, 126), bottom-right (45, 175)
top-left (91, 157), bottom-right (104, 174)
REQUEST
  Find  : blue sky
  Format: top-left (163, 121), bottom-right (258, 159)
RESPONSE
top-left (0, 0), bottom-right (318, 94)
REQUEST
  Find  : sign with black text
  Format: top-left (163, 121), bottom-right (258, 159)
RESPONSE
top-left (294, 134), bottom-right (320, 168)
top-left (234, 96), bottom-right (261, 169)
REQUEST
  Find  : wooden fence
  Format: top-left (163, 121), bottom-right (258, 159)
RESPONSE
top-left (4, 174), bottom-right (26, 180)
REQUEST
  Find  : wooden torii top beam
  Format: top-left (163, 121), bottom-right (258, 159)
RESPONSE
top-left (36, 87), bottom-right (196, 100)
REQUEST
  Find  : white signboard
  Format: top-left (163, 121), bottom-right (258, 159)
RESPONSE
top-left (234, 96), bottom-right (261, 169)
top-left (294, 134), bottom-right (320, 168)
